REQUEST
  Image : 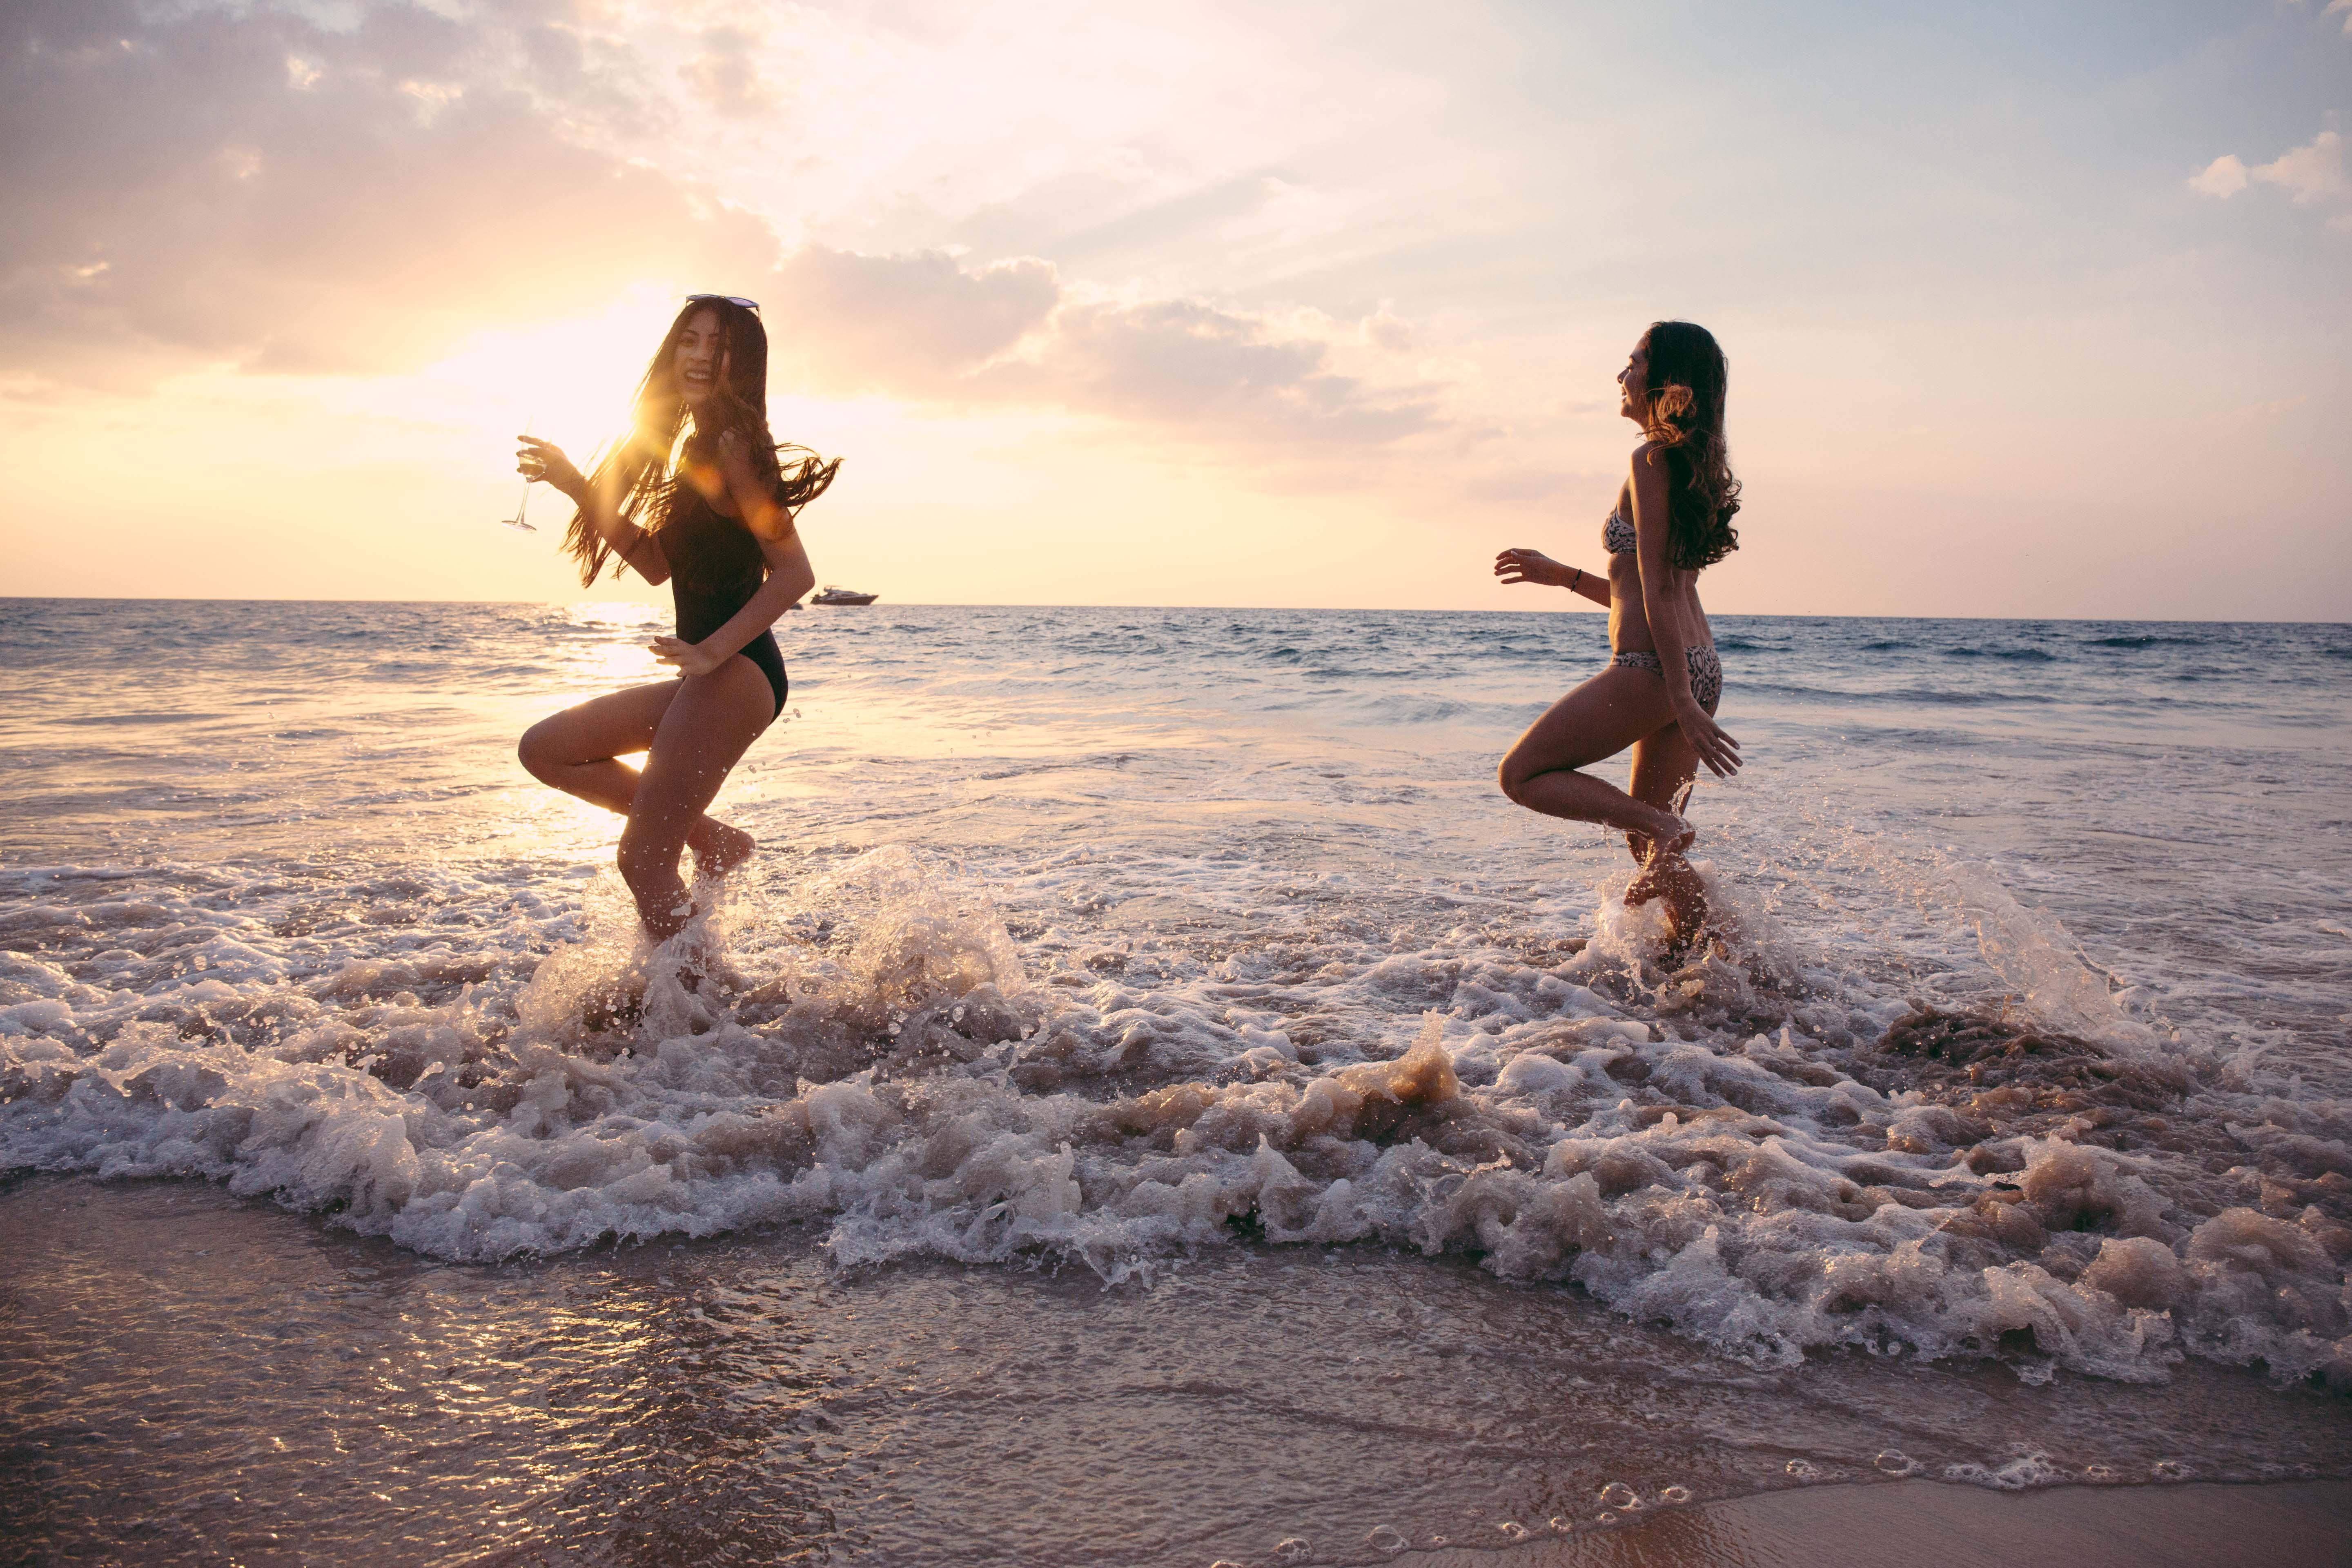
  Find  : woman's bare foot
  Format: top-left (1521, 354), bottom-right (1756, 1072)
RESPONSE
top-left (1626, 813), bottom-right (1708, 945)
top-left (687, 818), bottom-right (756, 879)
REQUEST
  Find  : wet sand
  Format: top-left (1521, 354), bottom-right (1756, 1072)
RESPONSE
top-left (4, 1176), bottom-right (2347, 1566)
top-left (1430, 1479), bottom-right (2352, 1567)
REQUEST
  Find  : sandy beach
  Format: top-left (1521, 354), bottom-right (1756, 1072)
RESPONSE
top-left (6, 1170), bottom-right (2347, 1566)
top-left (1444, 1479), bottom-right (2352, 1568)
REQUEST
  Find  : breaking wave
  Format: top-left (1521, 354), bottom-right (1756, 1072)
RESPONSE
top-left (5, 842), bottom-right (2346, 1393)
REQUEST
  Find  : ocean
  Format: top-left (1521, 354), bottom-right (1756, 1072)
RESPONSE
top-left (2, 598), bottom-right (2348, 1564)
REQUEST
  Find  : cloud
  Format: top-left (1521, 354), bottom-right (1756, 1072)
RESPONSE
top-left (762, 247), bottom-right (1442, 444)
top-left (679, 26), bottom-right (771, 117)
top-left (0, 0), bottom-right (772, 381)
top-left (2252, 130), bottom-right (2350, 206)
top-left (2187, 154), bottom-right (2248, 198)
top-left (2288, 0), bottom-right (2352, 35)
top-left (765, 248), bottom-right (1058, 391)
top-left (998, 295), bottom-right (1439, 443)
top-left (2187, 131), bottom-right (2349, 223)
top-left (0, 0), bottom-right (1448, 448)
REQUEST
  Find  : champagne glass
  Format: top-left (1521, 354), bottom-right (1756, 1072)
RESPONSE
top-left (501, 416), bottom-right (538, 532)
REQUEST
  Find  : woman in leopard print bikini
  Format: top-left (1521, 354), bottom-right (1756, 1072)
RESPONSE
top-left (1492, 320), bottom-right (1744, 945)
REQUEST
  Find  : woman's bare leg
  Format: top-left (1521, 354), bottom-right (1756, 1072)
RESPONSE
top-left (1624, 721), bottom-right (1702, 861)
top-left (1624, 721), bottom-right (1710, 937)
top-left (615, 657), bottom-right (774, 940)
top-left (517, 680), bottom-right (756, 875)
top-left (1498, 666), bottom-right (1690, 844)
top-left (1499, 666), bottom-right (1711, 941)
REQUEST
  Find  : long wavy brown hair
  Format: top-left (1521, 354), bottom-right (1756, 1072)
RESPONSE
top-left (562, 298), bottom-right (841, 586)
top-left (1637, 320), bottom-right (1741, 571)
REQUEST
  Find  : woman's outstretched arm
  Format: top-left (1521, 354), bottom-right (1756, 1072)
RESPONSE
top-left (517, 435), bottom-right (670, 584)
top-left (1629, 446), bottom-right (1740, 777)
top-left (1494, 548), bottom-right (1612, 607)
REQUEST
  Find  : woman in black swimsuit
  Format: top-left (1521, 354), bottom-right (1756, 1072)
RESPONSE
top-left (1492, 321), bottom-right (1743, 944)
top-left (513, 296), bottom-right (835, 942)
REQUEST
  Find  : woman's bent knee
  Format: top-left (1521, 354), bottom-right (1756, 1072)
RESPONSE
top-left (1497, 748), bottom-right (1543, 805)
top-left (517, 721), bottom-right (563, 782)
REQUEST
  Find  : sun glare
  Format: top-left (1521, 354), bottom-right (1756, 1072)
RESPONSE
top-left (390, 283), bottom-right (693, 474)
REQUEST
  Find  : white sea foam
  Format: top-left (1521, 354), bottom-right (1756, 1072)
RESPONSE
top-left (5, 603), bottom-right (2350, 1433)
top-left (4, 837), bottom-right (2347, 1394)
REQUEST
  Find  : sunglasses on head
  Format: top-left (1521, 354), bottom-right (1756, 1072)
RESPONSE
top-left (686, 294), bottom-right (760, 311)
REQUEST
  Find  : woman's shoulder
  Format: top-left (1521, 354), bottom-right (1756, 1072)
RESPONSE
top-left (1628, 441), bottom-right (1673, 487)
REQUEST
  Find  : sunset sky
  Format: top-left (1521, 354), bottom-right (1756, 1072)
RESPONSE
top-left (3, 0), bottom-right (2347, 618)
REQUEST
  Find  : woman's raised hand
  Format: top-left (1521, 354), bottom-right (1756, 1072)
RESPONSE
top-left (517, 435), bottom-right (586, 500)
top-left (1675, 701), bottom-right (1743, 779)
top-left (1494, 548), bottom-right (1571, 587)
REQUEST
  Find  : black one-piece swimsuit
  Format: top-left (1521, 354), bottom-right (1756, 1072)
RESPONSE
top-left (658, 490), bottom-right (788, 718)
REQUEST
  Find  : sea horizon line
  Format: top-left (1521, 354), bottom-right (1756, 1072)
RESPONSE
top-left (4, 595), bottom-right (2348, 629)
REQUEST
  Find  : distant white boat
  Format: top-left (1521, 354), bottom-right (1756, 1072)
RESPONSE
top-left (810, 586), bottom-right (879, 606)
